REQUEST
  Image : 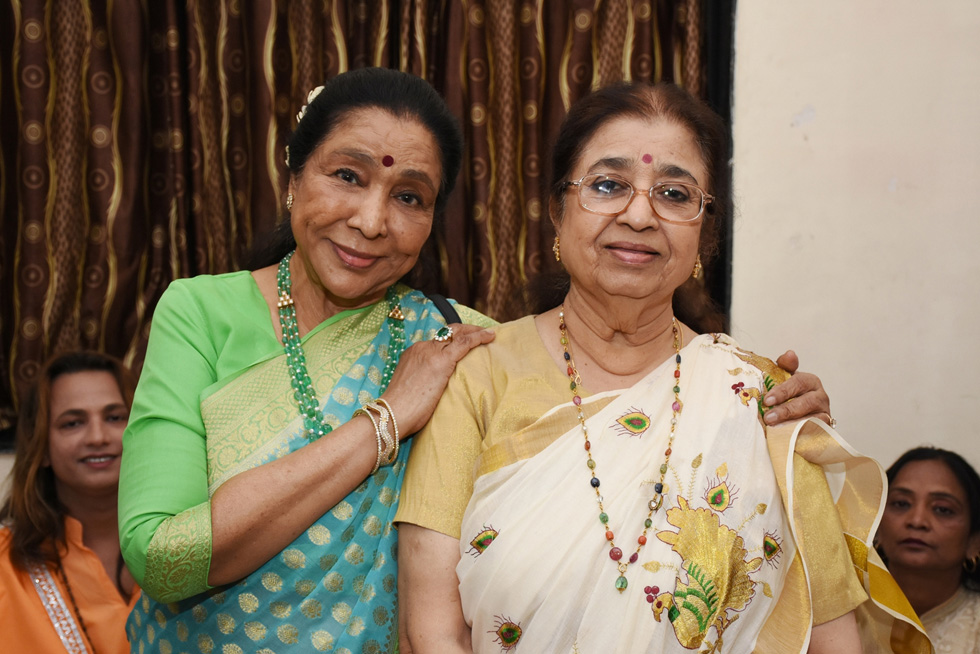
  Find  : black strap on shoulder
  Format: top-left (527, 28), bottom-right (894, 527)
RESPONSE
top-left (427, 293), bottom-right (462, 324)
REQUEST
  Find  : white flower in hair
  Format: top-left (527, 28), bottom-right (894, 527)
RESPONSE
top-left (295, 85), bottom-right (325, 125)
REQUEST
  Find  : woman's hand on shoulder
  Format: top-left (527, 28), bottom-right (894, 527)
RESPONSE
top-left (762, 350), bottom-right (834, 427)
top-left (381, 324), bottom-right (494, 434)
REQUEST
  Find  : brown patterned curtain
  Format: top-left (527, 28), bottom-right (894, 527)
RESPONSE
top-left (0, 0), bottom-right (702, 432)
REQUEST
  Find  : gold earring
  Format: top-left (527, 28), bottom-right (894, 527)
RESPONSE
top-left (553, 236), bottom-right (561, 262)
top-left (691, 255), bottom-right (702, 279)
top-left (286, 193), bottom-right (294, 211)
top-left (965, 555), bottom-right (979, 573)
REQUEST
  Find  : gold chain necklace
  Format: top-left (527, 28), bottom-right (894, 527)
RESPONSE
top-left (558, 308), bottom-right (682, 593)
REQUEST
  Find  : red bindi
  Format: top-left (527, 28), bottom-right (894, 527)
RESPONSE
top-left (382, 155), bottom-right (394, 167)
top-left (642, 154), bottom-right (653, 164)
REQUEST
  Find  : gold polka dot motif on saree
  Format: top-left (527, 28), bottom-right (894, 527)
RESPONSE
top-left (382, 574), bottom-right (395, 595)
top-left (357, 389), bottom-right (374, 406)
top-left (373, 552), bottom-right (387, 571)
top-left (223, 644), bottom-right (243, 654)
top-left (146, 623), bottom-right (155, 643)
top-left (158, 639), bottom-right (172, 654)
top-left (197, 633), bottom-right (214, 653)
top-left (261, 571), bottom-right (283, 591)
top-left (332, 602), bottom-right (353, 624)
top-left (367, 365), bottom-right (382, 386)
top-left (301, 598), bottom-right (323, 619)
top-left (243, 620), bottom-right (267, 641)
top-left (312, 630), bottom-right (335, 651)
top-left (319, 554), bottom-right (339, 570)
top-left (331, 386), bottom-right (355, 406)
top-left (361, 514), bottom-right (383, 537)
top-left (378, 487), bottom-right (396, 507)
top-left (307, 524), bottom-right (331, 545)
top-left (238, 592), bottom-right (259, 613)
top-left (294, 579), bottom-right (316, 596)
top-left (324, 571), bottom-right (344, 592)
top-left (192, 604), bottom-right (208, 623)
top-left (175, 621), bottom-right (189, 641)
top-left (277, 623), bottom-right (299, 644)
top-left (348, 363), bottom-right (366, 380)
top-left (346, 616), bottom-right (366, 636)
top-left (332, 501), bottom-right (354, 520)
top-left (270, 601), bottom-right (291, 618)
top-left (281, 548), bottom-right (306, 569)
top-left (372, 606), bottom-right (390, 627)
top-left (215, 612), bottom-right (236, 634)
top-left (344, 543), bottom-right (364, 565)
top-left (155, 608), bottom-right (167, 627)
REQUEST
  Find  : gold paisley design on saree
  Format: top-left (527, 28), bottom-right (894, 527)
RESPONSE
top-left (270, 601), bottom-right (291, 618)
top-left (332, 386), bottom-right (355, 406)
top-left (295, 579), bottom-right (316, 596)
top-left (197, 633), bottom-right (214, 653)
top-left (176, 622), bottom-right (189, 641)
top-left (191, 604), bottom-right (207, 623)
top-left (155, 608), bottom-right (167, 627)
top-left (653, 496), bottom-right (763, 650)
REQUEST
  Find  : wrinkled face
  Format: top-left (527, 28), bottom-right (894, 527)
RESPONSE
top-left (46, 371), bottom-right (129, 500)
top-left (553, 116), bottom-right (706, 304)
top-left (877, 459), bottom-right (980, 576)
top-left (289, 107), bottom-right (442, 309)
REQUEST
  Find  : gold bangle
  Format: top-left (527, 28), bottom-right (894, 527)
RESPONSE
top-left (375, 399), bottom-right (399, 464)
top-left (354, 408), bottom-right (384, 474)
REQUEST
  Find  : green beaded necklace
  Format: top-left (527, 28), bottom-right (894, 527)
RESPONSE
top-left (276, 250), bottom-right (406, 441)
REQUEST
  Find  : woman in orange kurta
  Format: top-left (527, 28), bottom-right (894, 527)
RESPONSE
top-left (0, 351), bottom-right (139, 653)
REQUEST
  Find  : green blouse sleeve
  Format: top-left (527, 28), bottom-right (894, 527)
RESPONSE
top-left (118, 280), bottom-right (216, 602)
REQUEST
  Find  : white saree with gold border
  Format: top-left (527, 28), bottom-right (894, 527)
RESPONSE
top-left (405, 325), bottom-right (931, 653)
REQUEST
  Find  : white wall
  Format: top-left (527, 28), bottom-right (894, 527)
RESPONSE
top-left (731, 1), bottom-right (980, 472)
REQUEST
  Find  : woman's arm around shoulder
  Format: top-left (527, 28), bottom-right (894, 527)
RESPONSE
top-left (399, 523), bottom-right (472, 654)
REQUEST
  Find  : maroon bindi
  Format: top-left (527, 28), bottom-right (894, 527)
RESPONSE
top-left (642, 154), bottom-right (653, 164)
top-left (382, 155), bottom-right (394, 167)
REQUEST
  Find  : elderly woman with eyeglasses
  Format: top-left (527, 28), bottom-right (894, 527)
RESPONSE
top-left (395, 82), bottom-right (931, 653)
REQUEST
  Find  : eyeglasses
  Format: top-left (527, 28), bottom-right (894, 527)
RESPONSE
top-left (562, 173), bottom-right (713, 222)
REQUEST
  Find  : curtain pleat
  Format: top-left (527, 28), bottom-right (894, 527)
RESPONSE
top-left (0, 0), bottom-right (700, 429)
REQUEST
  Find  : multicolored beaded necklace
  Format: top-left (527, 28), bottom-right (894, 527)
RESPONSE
top-left (558, 307), bottom-right (682, 593)
top-left (276, 250), bottom-right (406, 441)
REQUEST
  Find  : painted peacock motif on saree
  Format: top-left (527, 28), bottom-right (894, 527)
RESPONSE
top-left (652, 496), bottom-right (763, 652)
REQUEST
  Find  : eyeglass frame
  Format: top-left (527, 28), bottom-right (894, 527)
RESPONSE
top-left (561, 173), bottom-right (714, 222)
